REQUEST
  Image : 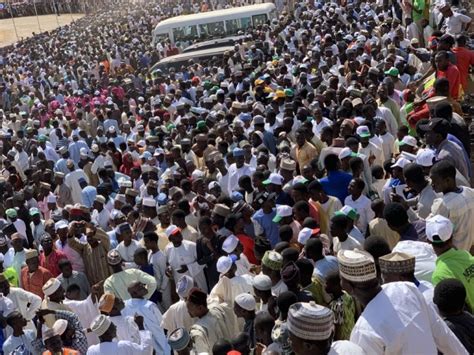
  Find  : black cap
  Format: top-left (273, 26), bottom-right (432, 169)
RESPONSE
top-left (254, 191), bottom-right (276, 206)
top-left (419, 117), bottom-right (450, 135)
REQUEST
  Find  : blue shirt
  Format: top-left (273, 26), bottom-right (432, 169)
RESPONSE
top-left (81, 186), bottom-right (97, 208)
top-left (54, 158), bottom-right (71, 174)
top-left (69, 140), bottom-right (89, 164)
top-left (319, 170), bottom-right (352, 203)
top-left (314, 255), bottom-right (339, 280)
top-left (253, 208), bottom-right (280, 247)
top-left (103, 119), bottom-right (119, 133)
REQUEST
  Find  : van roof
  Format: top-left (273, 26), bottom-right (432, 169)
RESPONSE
top-left (150, 45), bottom-right (234, 72)
top-left (154, 3), bottom-right (275, 33)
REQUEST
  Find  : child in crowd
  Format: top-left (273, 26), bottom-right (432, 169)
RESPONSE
top-left (324, 271), bottom-right (358, 341)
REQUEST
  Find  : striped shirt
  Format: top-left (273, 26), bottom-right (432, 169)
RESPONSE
top-left (67, 228), bottom-right (112, 285)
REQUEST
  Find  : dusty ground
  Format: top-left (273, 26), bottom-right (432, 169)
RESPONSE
top-left (0, 13), bottom-right (84, 47)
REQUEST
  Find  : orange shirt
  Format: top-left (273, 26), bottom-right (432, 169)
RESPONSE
top-left (436, 63), bottom-right (461, 100)
top-left (20, 266), bottom-right (52, 299)
top-left (452, 47), bottom-right (474, 90)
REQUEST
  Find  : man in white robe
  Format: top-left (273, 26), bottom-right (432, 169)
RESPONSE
top-left (161, 275), bottom-right (196, 333)
top-left (144, 232), bottom-right (171, 310)
top-left (187, 288), bottom-right (238, 354)
top-left (379, 252), bottom-right (434, 304)
top-left (222, 234), bottom-right (252, 276)
top-left (164, 225), bottom-right (207, 292)
top-left (87, 314), bottom-right (153, 354)
top-left (64, 165), bottom-right (90, 204)
top-left (227, 148), bottom-right (254, 194)
top-left (0, 276), bottom-right (41, 332)
top-left (64, 292), bottom-right (101, 346)
top-left (337, 249), bottom-right (468, 355)
top-left (209, 255), bottom-right (253, 306)
top-left (122, 282), bottom-right (170, 354)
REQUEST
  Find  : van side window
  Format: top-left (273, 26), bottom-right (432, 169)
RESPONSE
top-left (172, 25), bottom-right (198, 42)
top-left (225, 17), bottom-right (252, 35)
top-left (252, 14), bottom-right (267, 26)
top-left (199, 22), bottom-right (225, 40)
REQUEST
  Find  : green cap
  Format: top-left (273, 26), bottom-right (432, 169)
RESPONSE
top-left (203, 81), bottom-right (212, 90)
top-left (29, 207), bottom-right (40, 216)
top-left (272, 205), bottom-right (292, 223)
top-left (334, 205), bottom-right (359, 221)
top-left (196, 121), bottom-right (206, 129)
top-left (262, 250), bottom-right (283, 270)
top-left (284, 88), bottom-right (294, 97)
top-left (384, 67), bottom-right (399, 77)
top-left (38, 134), bottom-right (47, 142)
top-left (5, 208), bottom-right (17, 219)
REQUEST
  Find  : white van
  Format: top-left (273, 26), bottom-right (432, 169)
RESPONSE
top-left (153, 3), bottom-right (276, 47)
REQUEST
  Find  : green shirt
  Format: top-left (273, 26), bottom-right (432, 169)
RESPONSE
top-left (303, 280), bottom-right (328, 307)
top-left (412, 0), bottom-right (426, 22)
top-left (432, 248), bottom-right (474, 313)
top-left (330, 291), bottom-right (356, 341)
top-left (3, 267), bottom-right (18, 287)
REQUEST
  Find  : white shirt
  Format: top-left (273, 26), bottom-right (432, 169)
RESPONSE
top-left (110, 314), bottom-right (141, 343)
top-left (116, 239), bottom-right (140, 265)
top-left (235, 253), bottom-right (252, 276)
top-left (393, 241), bottom-right (437, 283)
top-left (123, 298), bottom-right (170, 354)
top-left (209, 274), bottom-right (253, 306)
top-left (405, 22), bottom-right (420, 41)
top-left (6, 287), bottom-right (42, 323)
top-left (444, 12), bottom-right (472, 35)
top-left (65, 169), bottom-right (90, 204)
top-left (359, 142), bottom-right (384, 167)
top-left (344, 195), bottom-right (374, 234)
top-left (271, 279), bottom-right (288, 297)
top-left (312, 117), bottom-right (333, 138)
top-left (216, 171), bottom-right (231, 196)
top-left (430, 187), bottom-right (474, 251)
top-left (11, 250), bottom-right (26, 279)
top-left (161, 299), bottom-right (195, 332)
top-left (12, 219), bottom-right (27, 240)
top-left (14, 150), bottom-right (29, 172)
top-left (407, 184), bottom-right (440, 221)
top-left (2, 248), bottom-right (15, 268)
top-left (333, 235), bottom-right (362, 253)
top-left (378, 132), bottom-right (395, 160)
top-left (227, 163), bottom-right (254, 194)
top-left (351, 282), bottom-right (468, 355)
top-left (86, 330), bottom-right (153, 355)
top-left (64, 295), bottom-right (100, 346)
top-left (3, 329), bottom-right (36, 354)
top-left (376, 107), bottom-right (398, 137)
top-left (39, 143), bottom-right (60, 162)
top-left (91, 154), bottom-right (106, 175)
top-left (92, 208), bottom-right (110, 231)
top-left (148, 249), bottom-right (168, 293)
top-left (329, 340), bottom-right (365, 355)
top-left (164, 240), bottom-right (207, 292)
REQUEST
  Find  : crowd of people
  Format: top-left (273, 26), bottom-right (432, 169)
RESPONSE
top-left (0, 0), bottom-right (86, 20)
top-left (0, 0), bottom-right (473, 353)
